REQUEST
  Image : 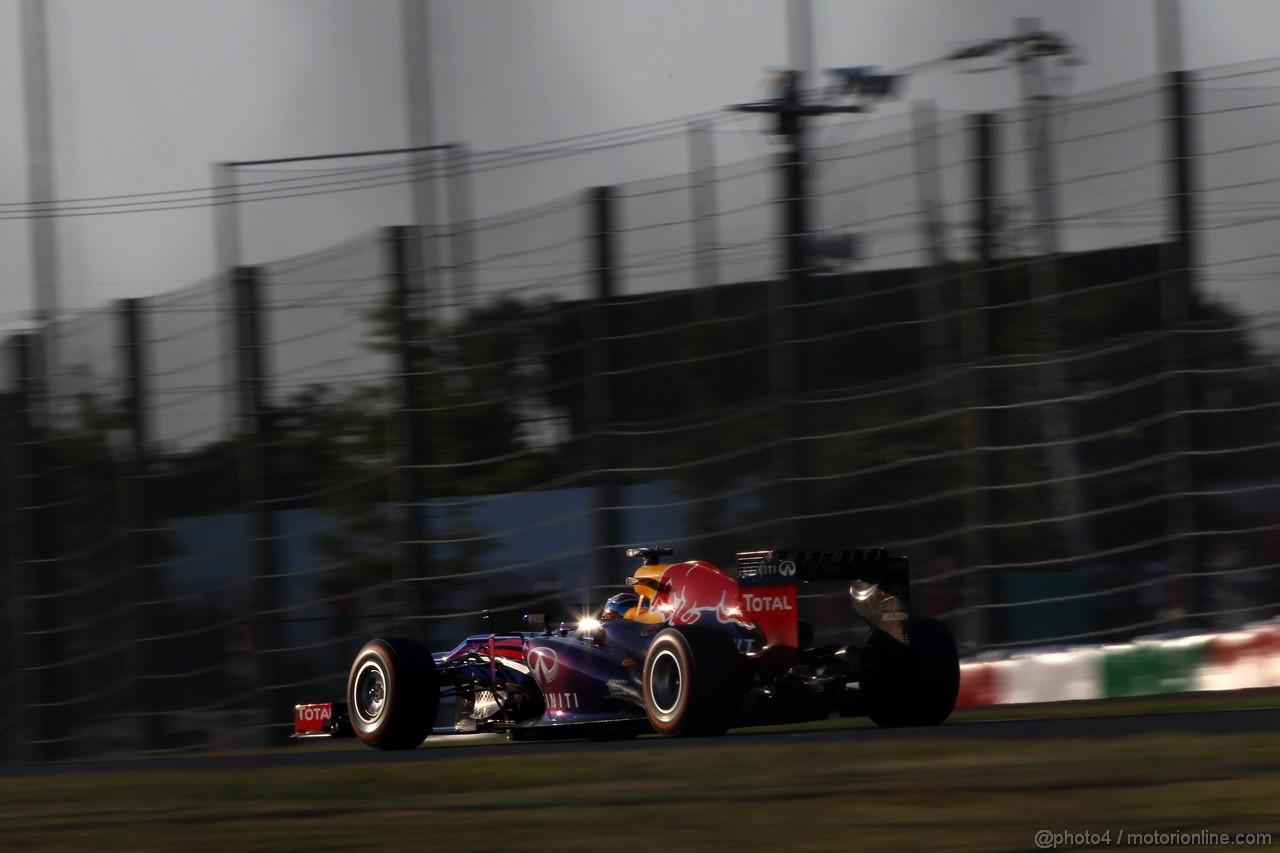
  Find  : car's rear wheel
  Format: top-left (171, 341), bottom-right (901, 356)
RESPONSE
top-left (347, 638), bottom-right (440, 750)
top-left (861, 615), bottom-right (959, 728)
top-left (643, 625), bottom-right (744, 737)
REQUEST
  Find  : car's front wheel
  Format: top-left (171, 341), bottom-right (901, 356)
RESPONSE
top-left (347, 638), bottom-right (439, 750)
top-left (643, 625), bottom-right (744, 737)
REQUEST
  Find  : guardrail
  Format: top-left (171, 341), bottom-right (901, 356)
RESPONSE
top-left (957, 619), bottom-right (1280, 706)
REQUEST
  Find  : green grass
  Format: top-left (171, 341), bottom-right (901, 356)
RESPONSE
top-left (2, 728), bottom-right (1278, 851)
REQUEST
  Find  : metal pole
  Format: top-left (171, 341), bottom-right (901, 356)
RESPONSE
top-left (729, 73), bottom-right (864, 546)
top-left (9, 332), bottom-right (68, 758)
top-left (386, 225), bottom-right (431, 639)
top-left (21, 0), bottom-right (59, 430)
top-left (587, 187), bottom-right (620, 607)
top-left (786, 0), bottom-right (816, 89)
top-left (688, 119), bottom-right (721, 307)
top-left (773, 75), bottom-right (807, 546)
top-left (213, 162), bottom-right (241, 271)
top-left (119, 298), bottom-right (165, 751)
top-left (230, 265), bottom-right (285, 745)
top-left (446, 144), bottom-right (475, 312)
top-left (1155, 0), bottom-right (1186, 76)
top-left (402, 0), bottom-right (445, 324)
top-left (912, 99), bottom-right (950, 388)
top-left (6, 336), bottom-right (37, 761)
top-left (1016, 17), bottom-right (1091, 555)
top-left (21, 1), bottom-right (59, 329)
top-left (1163, 70), bottom-right (1198, 625)
top-left (963, 113), bottom-right (998, 649)
top-left (0, 350), bottom-right (12, 763)
top-left (402, 0), bottom-right (437, 152)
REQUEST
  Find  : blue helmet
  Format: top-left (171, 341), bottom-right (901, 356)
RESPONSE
top-left (601, 592), bottom-right (639, 620)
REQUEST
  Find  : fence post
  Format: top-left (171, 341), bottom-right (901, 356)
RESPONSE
top-left (5, 336), bottom-right (34, 761)
top-left (962, 113), bottom-right (998, 650)
top-left (446, 145), bottom-right (476, 312)
top-left (772, 106), bottom-right (805, 546)
top-left (1162, 70), bottom-right (1198, 624)
top-left (230, 265), bottom-right (285, 744)
top-left (386, 225), bottom-right (431, 639)
top-left (6, 332), bottom-right (69, 759)
top-left (0, 349), bottom-right (10, 763)
top-left (587, 187), bottom-right (620, 606)
top-left (1018, 17), bottom-right (1091, 558)
top-left (912, 100), bottom-right (950, 388)
top-left (119, 298), bottom-right (166, 751)
top-left (213, 162), bottom-right (241, 272)
top-left (689, 119), bottom-right (721, 313)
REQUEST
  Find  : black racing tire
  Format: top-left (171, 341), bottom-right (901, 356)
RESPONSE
top-left (861, 615), bottom-right (959, 728)
top-left (642, 625), bottom-right (745, 737)
top-left (347, 638), bottom-right (440, 750)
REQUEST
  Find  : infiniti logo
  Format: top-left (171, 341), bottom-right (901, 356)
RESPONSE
top-left (527, 646), bottom-right (560, 683)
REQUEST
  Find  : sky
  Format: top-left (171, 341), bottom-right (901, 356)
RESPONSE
top-left (3, 0), bottom-right (1280, 327)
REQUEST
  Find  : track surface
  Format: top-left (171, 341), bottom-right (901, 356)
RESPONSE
top-left (3, 705), bottom-right (1276, 778)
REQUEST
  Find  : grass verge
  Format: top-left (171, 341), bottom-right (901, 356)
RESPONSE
top-left (1, 728), bottom-right (1277, 852)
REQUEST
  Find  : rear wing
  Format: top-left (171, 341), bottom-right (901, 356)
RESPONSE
top-left (736, 549), bottom-right (911, 643)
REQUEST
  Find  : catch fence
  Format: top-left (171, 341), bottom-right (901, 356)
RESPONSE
top-left (4, 65), bottom-right (1280, 760)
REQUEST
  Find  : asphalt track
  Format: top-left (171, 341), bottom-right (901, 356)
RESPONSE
top-left (2, 704), bottom-right (1276, 778)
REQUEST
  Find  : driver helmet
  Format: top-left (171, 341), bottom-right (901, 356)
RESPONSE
top-left (601, 592), bottom-right (640, 621)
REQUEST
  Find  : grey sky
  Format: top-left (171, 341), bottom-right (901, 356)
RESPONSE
top-left (3, 0), bottom-right (1280, 325)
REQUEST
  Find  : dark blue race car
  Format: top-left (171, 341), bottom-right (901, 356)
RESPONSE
top-left (292, 546), bottom-right (960, 748)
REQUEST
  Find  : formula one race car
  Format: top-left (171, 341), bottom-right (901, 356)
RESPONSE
top-left (292, 547), bottom-right (960, 749)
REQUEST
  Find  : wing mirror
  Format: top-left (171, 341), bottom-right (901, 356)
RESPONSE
top-left (522, 613), bottom-right (551, 635)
